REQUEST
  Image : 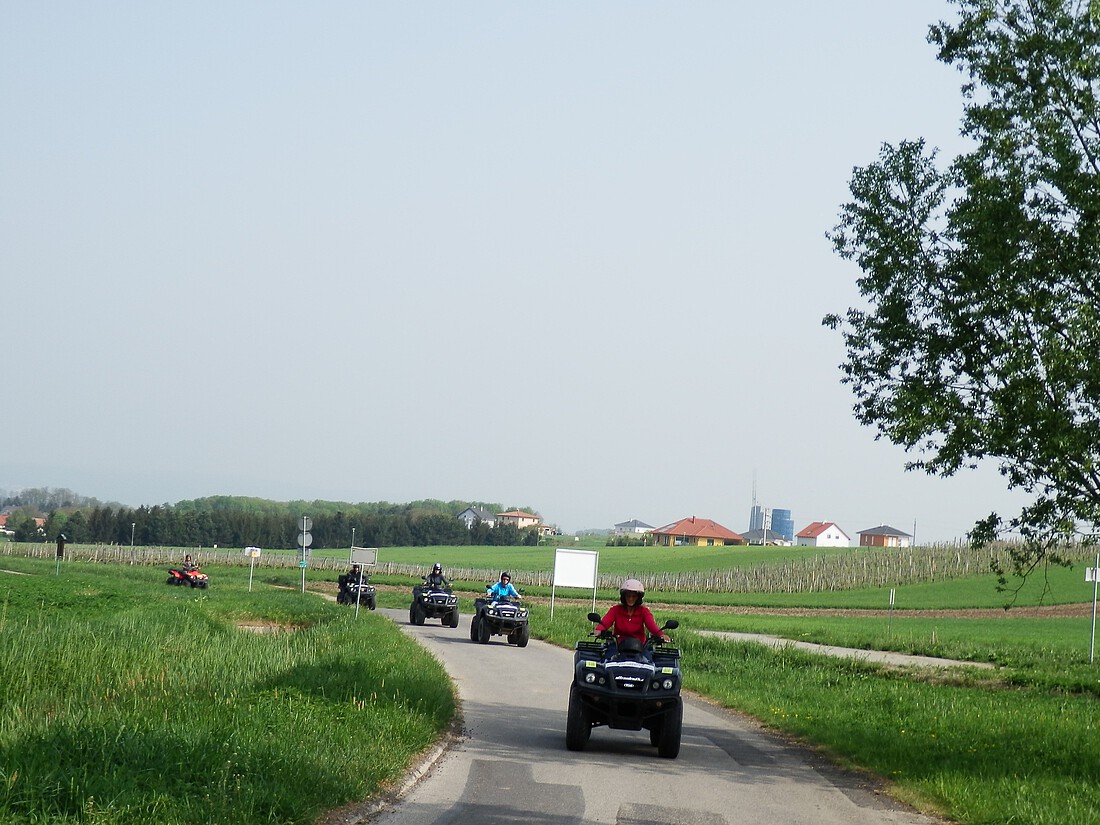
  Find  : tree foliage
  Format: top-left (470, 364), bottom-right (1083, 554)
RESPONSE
top-left (5, 492), bottom-right (542, 550)
top-left (826, 0), bottom-right (1100, 576)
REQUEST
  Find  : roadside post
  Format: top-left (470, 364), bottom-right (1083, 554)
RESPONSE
top-left (1087, 553), bottom-right (1099, 664)
top-left (244, 546), bottom-right (261, 592)
top-left (55, 533), bottom-right (67, 576)
top-left (298, 517), bottom-right (312, 593)
top-left (349, 546), bottom-right (379, 618)
top-left (888, 588), bottom-right (895, 637)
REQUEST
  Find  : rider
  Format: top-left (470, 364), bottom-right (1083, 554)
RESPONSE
top-left (485, 571), bottom-right (521, 601)
top-left (182, 554), bottom-right (197, 572)
top-left (339, 563), bottom-right (363, 593)
top-left (593, 578), bottom-right (669, 647)
top-left (423, 562), bottom-right (450, 590)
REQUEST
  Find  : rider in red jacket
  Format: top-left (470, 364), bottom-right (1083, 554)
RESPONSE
top-left (593, 578), bottom-right (669, 646)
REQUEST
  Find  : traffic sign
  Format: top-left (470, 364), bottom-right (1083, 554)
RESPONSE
top-left (297, 531), bottom-right (312, 548)
top-left (299, 516), bottom-right (312, 532)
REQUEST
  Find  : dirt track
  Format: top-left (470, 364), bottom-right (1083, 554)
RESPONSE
top-left (642, 600), bottom-right (1095, 620)
top-left (363, 583), bottom-right (1093, 620)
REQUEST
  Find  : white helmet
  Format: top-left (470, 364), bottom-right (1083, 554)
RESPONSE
top-left (619, 578), bottom-right (645, 604)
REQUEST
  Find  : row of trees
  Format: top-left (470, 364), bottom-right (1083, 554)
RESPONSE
top-left (2, 495), bottom-right (542, 549)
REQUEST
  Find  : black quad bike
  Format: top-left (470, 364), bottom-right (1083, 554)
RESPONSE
top-left (566, 613), bottom-right (682, 758)
top-left (337, 579), bottom-right (376, 610)
top-left (470, 596), bottom-right (529, 646)
top-left (166, 567), bottom-right (209, 588)
top-left (410, 585), bottom-right (460, 627)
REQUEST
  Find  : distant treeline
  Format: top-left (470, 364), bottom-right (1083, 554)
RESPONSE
top-left (1, 491), bottom-right (541, 549)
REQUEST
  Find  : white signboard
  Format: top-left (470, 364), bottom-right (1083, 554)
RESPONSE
top-left (1086, 568), bottom-right (1099, 582)
top-left (551, 548), bottom-right (599, 618)
top-left (351, 546), bottom-right (379, 566)
top-left (554, 548), bottom-right (599, 588)
top-left (244, 546), bottom-right (261, 558)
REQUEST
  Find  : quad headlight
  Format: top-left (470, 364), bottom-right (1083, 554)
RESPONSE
top-left (651, 678), bottom-right (676, 691)
top-left (585, 672), bottom-right (597, 684)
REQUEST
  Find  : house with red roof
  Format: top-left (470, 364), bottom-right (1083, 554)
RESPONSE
top-left (795, 521), bottom-right (851, 548)
top-left (650, 516), bottom-right (744, 547)
top-left (495, 510), bottom-right (541, 530)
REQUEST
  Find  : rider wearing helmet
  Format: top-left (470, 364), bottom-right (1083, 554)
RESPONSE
top-left (485, 571), bottom-right (521, 600)
top-left (593, 578), bottom-right (669, 646)
top-left (423, 562), bottom-right (450, 590)
top-left (339, 562), bottom-right (363, 593)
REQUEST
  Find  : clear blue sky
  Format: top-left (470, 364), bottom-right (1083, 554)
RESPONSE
top-left (1, 1), bottom-right (1029, 541)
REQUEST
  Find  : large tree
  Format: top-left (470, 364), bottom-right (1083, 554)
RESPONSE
top-left (826, 0), bottom-right (1100, 576)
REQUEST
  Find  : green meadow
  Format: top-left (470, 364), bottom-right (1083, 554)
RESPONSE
top-left (2, 542), bottom-right (1099, 824)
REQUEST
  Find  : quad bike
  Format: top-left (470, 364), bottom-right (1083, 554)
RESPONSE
top-left (470, 596), bottom-right (529, 646)
top-left (566, 613), bottom-right (682, 758)
top-left (409, 585), bottom-right (460, 627)
top-left (337, 579), bottom-right (376, 610)
top-left (166, 567), bottom-right (209, 589)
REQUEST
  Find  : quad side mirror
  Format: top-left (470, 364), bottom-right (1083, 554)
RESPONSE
top-left (587, 612), bottom-right (602, 623)
top-left (663, 620), bottom-right (679, 630)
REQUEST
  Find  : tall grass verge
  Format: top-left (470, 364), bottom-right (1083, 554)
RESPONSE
top-left (0, 559), bottom-right (455, 825)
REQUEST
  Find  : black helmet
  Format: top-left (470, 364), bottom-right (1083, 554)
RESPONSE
top-left (433, 563), bottom-right (442, 573)
top-left (500, 571), bottom-right (511, 581)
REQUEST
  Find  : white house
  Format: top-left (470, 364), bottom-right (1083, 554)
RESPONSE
top-left (456, 507), bottom-right (496, 529)
top-left (795, 521), bottom-right (851, 548)
top-left (613, 519), bottom-right (654, 535)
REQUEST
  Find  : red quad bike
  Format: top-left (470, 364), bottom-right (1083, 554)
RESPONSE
top-left (166, 567), bottom-right (209, 589)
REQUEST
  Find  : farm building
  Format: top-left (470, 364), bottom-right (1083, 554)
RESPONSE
top-left (496, 510), bottom-right (541, 529)
top-left (740, 527), bottom-right (791, 546)
top-left (456, 507), bottom-right (496, 528)
top-left (613, 519), bottom-right (654, 535)
top-left (858, 524), bottom-right (912, 548)
top-left (650, 516), bottom-right (744, 547)
top-left (796, 521), bottom-right (851, 548)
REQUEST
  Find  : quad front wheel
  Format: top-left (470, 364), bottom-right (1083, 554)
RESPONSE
top-left (656, 701), bottom-right (682, 759)
top-left (469, 615), bottom-right (480, 642)
top-left (477, 615), bottom-right (491, 644)
top-left (447, 609), bottom-right (459, 628)
top-left (512, 625), bottom-right (530, 647)
top-left (565, 685), bottom-right (590, 751)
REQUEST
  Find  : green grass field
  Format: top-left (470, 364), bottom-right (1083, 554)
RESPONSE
top-left (3, 542), bottom-right (1099, 825)
top-left (0, 557), bottom-right (454, 825)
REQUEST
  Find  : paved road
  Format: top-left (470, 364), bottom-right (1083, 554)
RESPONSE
top-left (328, 609), bottom-right (945, 825)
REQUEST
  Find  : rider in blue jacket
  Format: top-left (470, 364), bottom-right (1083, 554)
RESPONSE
top-left (485, 571), bottom-right (520, 600)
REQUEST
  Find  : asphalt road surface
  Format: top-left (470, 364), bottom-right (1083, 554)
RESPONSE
top-left (339, 609), bottom-right (944, 825)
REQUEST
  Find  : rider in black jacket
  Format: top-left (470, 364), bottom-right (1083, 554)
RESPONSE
top-left (423, 563), bottom-right (450, 590)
